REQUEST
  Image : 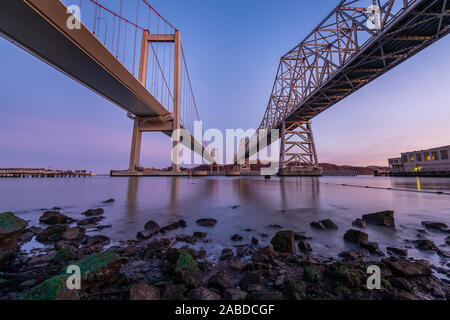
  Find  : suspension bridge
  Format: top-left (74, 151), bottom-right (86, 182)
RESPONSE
top-left (0, 0), bottom-right (213, 175)
top-left (0, 0), bottom-right (449, 176)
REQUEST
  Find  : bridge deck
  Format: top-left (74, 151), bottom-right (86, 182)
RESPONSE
top-left (0, 0), bottom-right (166, 117)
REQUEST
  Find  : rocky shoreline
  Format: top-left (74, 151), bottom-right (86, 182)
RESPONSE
top-left (0, 206), bottom-right (449, 300)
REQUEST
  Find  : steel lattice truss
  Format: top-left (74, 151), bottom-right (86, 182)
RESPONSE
top-left (259, 0), bottom-right (450, 131)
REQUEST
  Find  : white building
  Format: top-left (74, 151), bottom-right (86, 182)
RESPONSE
top-left (388, 145), bottom-right (450, 175)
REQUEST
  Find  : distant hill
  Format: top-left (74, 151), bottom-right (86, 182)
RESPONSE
top-left (319, 163), bottom-right (376, 175)
top-left (193, 162), bottom-right (381, 175)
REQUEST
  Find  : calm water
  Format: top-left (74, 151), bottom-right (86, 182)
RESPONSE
top-left (1, 176), bottom-right (449, 273)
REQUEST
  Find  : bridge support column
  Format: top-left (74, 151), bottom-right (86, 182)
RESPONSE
top-left (279, 120), bottom-right (320, 173)
top-left (128, 120), bottom-right (142, 171)
top-left (128, 30), bottom-right (149, 172)
top-left (172, 30), bottom-right (182, 172)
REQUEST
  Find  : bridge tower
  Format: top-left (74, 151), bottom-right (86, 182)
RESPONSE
top-left (279, 120), bottom-right (321, 175)
top-left (128, 30), bottom-right (183, 173)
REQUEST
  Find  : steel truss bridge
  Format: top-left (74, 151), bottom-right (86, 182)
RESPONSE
top-left (251, 0), bottom-right (449, 173)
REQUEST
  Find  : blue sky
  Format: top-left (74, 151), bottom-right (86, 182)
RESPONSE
top-left (0, 0), bottom-right (449, 173)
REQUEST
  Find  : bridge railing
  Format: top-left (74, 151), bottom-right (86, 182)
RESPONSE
top-left (63, 0), bottom-right (201, 134)
top-left (259, 0), bottom-right (418, 130)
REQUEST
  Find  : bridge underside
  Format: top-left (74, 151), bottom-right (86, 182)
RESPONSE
top-left (282, 0), bottom-right (450, 125)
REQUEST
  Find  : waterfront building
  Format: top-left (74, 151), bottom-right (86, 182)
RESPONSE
top-left (388, 145), bottom-right (450, 175)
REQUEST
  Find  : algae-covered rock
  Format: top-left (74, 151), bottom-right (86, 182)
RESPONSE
top-left (0, 212), bottom-right (28, 250)
top-left (175, 249), bottom-right (202, 289)
top-left (21, 251), bottom-right (122, 300)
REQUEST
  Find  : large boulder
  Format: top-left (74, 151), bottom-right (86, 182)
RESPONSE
top-left (22, 251), bottom-right (122, 300)
top-left (384, 258), bottom-right (432, 277)
top-left (207, 272), bottom-right (231, 293)
top-left (362, 210), bottom-right (395, 228)
top-left (310, 219), bottom-right (338, 230)
top-left (344, 229), bottom-right (368, 243)
top-left (39, 211), bottom-right (74, 225)
top-left (36, 225), bottom-right (66, 244)
top-left (174, 249), bottom-right (202, 289)
top-left (62, 227), bottom-right (86, 242)
top-left (144, 220), bottom-right (160, 234)
top-left (0, 212), bottom-right (28, 250)
top-left (414, 239), bottom-right (438, 251)
top-left (82, 208), bottom-right (104, 217)
top-left (196, 218), bottom-right (217, 227)
top-left (270, 231), bottom-right (296, 254)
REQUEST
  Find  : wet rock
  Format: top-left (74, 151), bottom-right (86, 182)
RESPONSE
top-left (294, 232), bottom-right (312, 241)
top-left (36, 225), bottom-right (66, 244)
top-left (52, 207), bottom-right (61, 211)
top-left (136, 230), bottom-right (153, 240)
top-left (239, 272), bottom-right (264, 291)
top-left (144, 220), bottom-right (160, 234)
top-left (387, 247), bottom-right (408, 256)
top-left (360, 241), bottom-right (384, 255)
top-left (176, 234), bottom-right (197, 244)
top-left (232, 205), bottom-right (240, 209)
top-left (175, 250), bottom-right (202, 289)
top-left (298, 240), bottom-right (312, 252)
top-left (261, 234), bottom-right (269, 238)
top-left (193, 232), bottom-right (207, 238)
top-left (310, 219), bottom-right (338, 230)
top-left (178, 219), bottom-right (187, 228)
top-left (83, 235), bottom-right (110, 247)
top-left (362, 210), bottom-right (395, 228)
top-left (421, 221), bottom-right (449, 233)
top-left (39, 211), bottom-right (74, 225)
top-left (208, 272), bottom-right (231, 292)
top-left (62, 227), bottom-right (85, 242)
top-left (231, 234), bottom-right (243, 241)
top-left (82, 208), bottom-right (104, 216)
top-left (385, 258), bottom-right (432, 277)
top-left (130, 283), bottom-right (160, 300)
top-left (188, 287), bottom-right (221, 300)
top-left (352, 218), bottom-right (367, 228)
top-left (28, 226), bottom-right (42, 234)
top-left (344, 229), bottom-right (369, 243)
top-left (271, 231), bottom-right (296, 254)
top-left (414, 239), bottom-right (438, 251)
top-left (77, 216), bottom-right (105, 226)
top-left (163, 284), bottom-right (186, 300)
top-left (103, 198), bottom-right (115, 204)
top-left (0, 212), bottom-right (29, 250)
top-left (196, 218), bottom-right (217, 227)
top-left (320, 219), bottom-right (338, 230)
top-left (20, 231), bottom-right (34, 243)
top-left (282, 278), bottom-right (306, 300)
top-left (220, 248), bottom-right (234, 261)
top-left (339, 249), bottom-right (369, 260)
top-left (268, 224), bottom-right (283, 229)
top-left (160, 222), bottom-right (181, 233)
top-left (251, 237), bottom-right (259, 246)
top-left (437, 249), bottom-right (450, 258)
top-left (390, 277), bottom-right (412, 292)
top-left (223, 288), bottom-right (247, 300)
top-left (252, 246), bottom-right (278, 265)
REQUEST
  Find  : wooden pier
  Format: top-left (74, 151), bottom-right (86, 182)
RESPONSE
top-left (0, 168), bottom-right (92, 178)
